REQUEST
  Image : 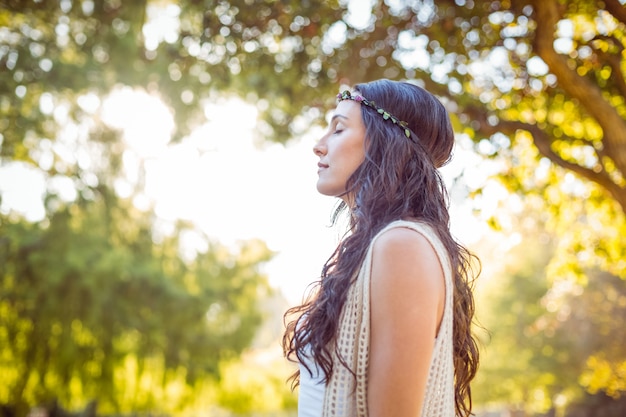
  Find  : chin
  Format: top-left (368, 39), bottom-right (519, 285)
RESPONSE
top-left (316, 187), bottom-right (334, 197)
top-left (316, 182), bottom-right (342, 197)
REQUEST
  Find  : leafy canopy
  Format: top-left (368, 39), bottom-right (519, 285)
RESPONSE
top-left (2, 0), bottom-right (625, 211)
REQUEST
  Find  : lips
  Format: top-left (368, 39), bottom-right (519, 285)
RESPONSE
top-left (317, 162), bottom-right (329, 173)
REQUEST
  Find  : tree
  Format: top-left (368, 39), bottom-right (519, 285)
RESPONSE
top-left (464, 131), bottom-right (626, 404)
top-left (472, 196), bottom-right (626, 415)
top-left (338, 0), bottom-right (626, 214)
top-left (0, 191), bottom-right (273, 415)
top-left (1, 2), bottom-right (276, 411)
top-left (2, 0), bottom-right (626, 410)
top-left (2, 0), bottom-right (623, 298)
top-left (2, 0), bottom-right (624, 212)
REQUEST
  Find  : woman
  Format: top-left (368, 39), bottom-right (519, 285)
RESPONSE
top-left (283, 79), bottom-right (480, 417)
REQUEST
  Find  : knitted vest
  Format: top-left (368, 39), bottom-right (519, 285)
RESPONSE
top-left (321, 220), bottom-right (455, 417)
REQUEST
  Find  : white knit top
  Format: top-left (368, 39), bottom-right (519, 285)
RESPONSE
top-left (320, 220), bottom-right (456, 417)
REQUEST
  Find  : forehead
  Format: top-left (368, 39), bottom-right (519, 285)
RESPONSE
top-left (332, 100), bottom-right (363, 122)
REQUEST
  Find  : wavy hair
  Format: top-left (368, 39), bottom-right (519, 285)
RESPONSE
top-left (283, 79), bottom-right (480, 417)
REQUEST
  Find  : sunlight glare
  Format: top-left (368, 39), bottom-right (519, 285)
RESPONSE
top-left (102, 87), bottom-right (174, 158)
top-left (102, 93), bottom-right (339, 301)
top-left (143, 3), bottom-right (180, 51)
top-left (343, 0), bottom-right (375, 29)
top-left (0, 162), bottom-right (46, 221)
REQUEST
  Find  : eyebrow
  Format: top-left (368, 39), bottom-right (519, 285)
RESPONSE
top-left (330, 114), bottom-right (348, 123)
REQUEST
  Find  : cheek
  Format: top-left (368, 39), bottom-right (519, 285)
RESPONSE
top-left (348, 144), bottom-right (366, 170)
top-left (348, 155), bottom-right (364, 175)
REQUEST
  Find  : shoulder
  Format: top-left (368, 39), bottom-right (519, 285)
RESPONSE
top-left (371, 224), bottom-right (440, 267)
top-left (370, 224), bottom-right (445, 310)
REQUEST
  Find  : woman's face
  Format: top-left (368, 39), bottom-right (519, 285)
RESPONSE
top-left (313, 99), bottom-right (366, 203)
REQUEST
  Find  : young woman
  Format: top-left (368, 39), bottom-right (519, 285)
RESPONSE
top-left (283, 79), bottom-right (480, 417)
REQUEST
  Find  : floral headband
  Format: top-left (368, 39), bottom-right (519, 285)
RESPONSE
top-left (336, 90), bottom-right (412, 139)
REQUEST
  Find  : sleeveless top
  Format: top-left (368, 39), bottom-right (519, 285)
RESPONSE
top-left (307, 220), bottom-right (456, 417)
top-left (298, 348), bottom-right (325, 417)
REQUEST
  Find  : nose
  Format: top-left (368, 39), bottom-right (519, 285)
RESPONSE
top-left (313, 135), bottom-right (327, 157)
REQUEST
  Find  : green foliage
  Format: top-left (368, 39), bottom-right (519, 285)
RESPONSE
top-left (484, 129), bottom-right (626, 283)
top-left (0, 193), bottom-right (273, 415)
top-left (472, 222), bottom-right (562, 414)
top-left (0, 0), bottom-right (345, 151)
top-left (2, 1), bottom-right (625, 204)
top-left (565, 392), bottom-right (626, 417)
top-left (3, 0), bottom-right (626, 413)
top-left (215, 357), bottom-right (298, 415)
top-left (472, 192), bottom-right (626, 414)
top-left (573, 273), bottom-right (626, 398)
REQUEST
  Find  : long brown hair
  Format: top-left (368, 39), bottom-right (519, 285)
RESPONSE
top-left (283, 79), bottom-right (479, 416)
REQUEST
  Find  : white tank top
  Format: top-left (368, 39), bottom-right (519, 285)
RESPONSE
top-left (298, 350), bottom-right (325, 417)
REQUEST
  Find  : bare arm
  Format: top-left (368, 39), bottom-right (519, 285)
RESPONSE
top-left (367, 227), bottom-right (445, 417)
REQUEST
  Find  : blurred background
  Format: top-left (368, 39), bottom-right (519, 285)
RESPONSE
top-left (1, 0), bottom-right (625, 416)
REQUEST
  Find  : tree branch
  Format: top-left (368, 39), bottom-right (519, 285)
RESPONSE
top-left (604, 0), bottom-right (626, 26)
top-left (531, 0), bottom-right (626, 174)
top-left (470, 110), bottom-right (626, 211)
top-left (590, 35), bottom-right (626, 98)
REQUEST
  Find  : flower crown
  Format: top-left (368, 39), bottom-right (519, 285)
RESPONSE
top-left (336, 90), bottom-right (412, 139)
